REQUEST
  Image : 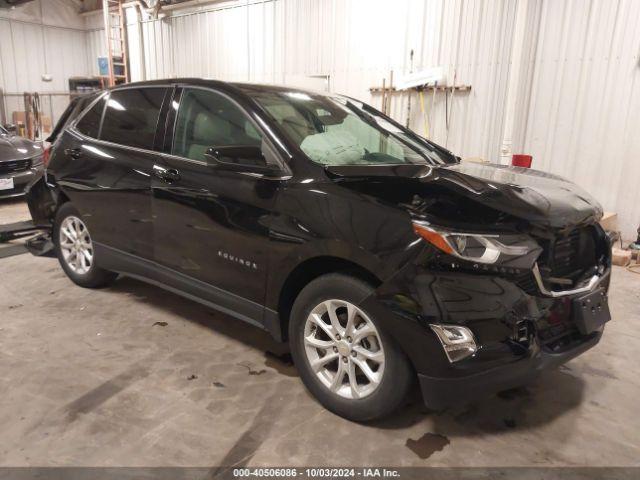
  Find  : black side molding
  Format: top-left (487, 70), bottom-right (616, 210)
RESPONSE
top-left (94, 243), bottom-right (283, 341)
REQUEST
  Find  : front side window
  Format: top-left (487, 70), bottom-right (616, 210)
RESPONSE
top-left (100, 88), bottom-right (166, 150)
top-left (75, 96), bottom-right (106, 139)
top-left (172, 88), bottom-right (262, 162)
top-left (248, 90), bottom-right (457, 166)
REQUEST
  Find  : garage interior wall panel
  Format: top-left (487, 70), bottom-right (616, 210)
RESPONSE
top-left (134, 0), bottom-right (516, 166)
top-left (84, 12), bottom-right (107, 76)
top-left (133, 0), bottom-right (638, 239)
top-left (0, 0), bottom-right (90, 125)
top-left (1, 0), bottom-right (639, 239)
top-left (516, 0), bottom-right (640, 240)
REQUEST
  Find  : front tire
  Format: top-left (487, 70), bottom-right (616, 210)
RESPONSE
top-left (54, 203), bottom-right (117, 288)
top-left (289, 273), bottom-right (413, 421)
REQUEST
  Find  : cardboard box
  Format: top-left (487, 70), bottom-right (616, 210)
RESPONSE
top-left (10, 111), bottom-right (52, 137)
top-left (41, 115), bottom-right (52, 134)
top-left (612, 247), bottom-right (631, 267)
top-left (599, 212), bottom-right (618, 232)
top-left (12, 111), bottom-right (26, 125)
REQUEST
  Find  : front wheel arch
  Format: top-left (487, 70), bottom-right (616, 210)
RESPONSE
top-left (288, 272), bottom-right (413, 421)
top-left (276, 256), bottom-right (382, 342)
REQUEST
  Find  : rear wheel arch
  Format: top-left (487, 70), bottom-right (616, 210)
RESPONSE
top-left (57, 190), bottom-right (70, 205)
top-left (276, 255), bottom-right (382, 342)
top-left (48, 190), bottom-right (71, 230)
top-left (53, 202), bottom-right (117, 288)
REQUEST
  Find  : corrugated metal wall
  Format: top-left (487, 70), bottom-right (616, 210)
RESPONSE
top-left (5, 0), bottom-right (640, 238)
top-left (121, 0), bottom-right (639, 238)
top-left (0, 0), bottom-right (89, 126)
top-left (127, 0), bottom-right (517, 167)
top-left (514, 0), bottom-right (640, 240)
top-left (84, 10), bottom-right (107, 77)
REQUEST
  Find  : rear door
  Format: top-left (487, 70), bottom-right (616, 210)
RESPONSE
top-left (59, 86), bottom-right (169, 260)
top-left (151, 86), bottom-right (281, 314)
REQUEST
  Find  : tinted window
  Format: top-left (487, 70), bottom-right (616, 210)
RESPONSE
top-left (172, 88), bottom-right (262, 161)
top-left (100, 88), bottom-right (166, 150)
top-left (75, 96), bottom-right (105, 138)
top-left (51, 94), bottom-right (95, 142)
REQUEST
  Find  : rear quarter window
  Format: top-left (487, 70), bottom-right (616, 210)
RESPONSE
top-left (75, 96), bottom-right (106, 139)
top-left (100, 87), bottom-right (167, 150)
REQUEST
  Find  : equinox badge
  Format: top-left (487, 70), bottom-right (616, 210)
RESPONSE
top-left (218, 250), bottom-right (258, 270)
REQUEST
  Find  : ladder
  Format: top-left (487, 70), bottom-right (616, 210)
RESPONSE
top-left (102, 0), bottom-right (129, 87)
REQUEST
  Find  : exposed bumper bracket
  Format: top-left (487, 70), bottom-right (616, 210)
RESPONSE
top-left (532, 262), bottom-right (606, 298)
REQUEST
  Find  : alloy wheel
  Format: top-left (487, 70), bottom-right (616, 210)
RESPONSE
top-left (303, 299), bottom-right (385, 399)
top-left (59, 215), bottom-right (94, 275)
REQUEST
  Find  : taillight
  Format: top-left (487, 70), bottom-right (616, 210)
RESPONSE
top-left (43, 145), bottom-right (51, 167)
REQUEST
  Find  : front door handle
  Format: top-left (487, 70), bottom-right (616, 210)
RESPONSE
top-left (153, 165), bottom-right (181, 183)
top-left (64, 148), bottom-right (82, 159)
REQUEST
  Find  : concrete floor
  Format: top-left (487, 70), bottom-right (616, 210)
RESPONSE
top-left (1, 199), bottom-right (639, 468)
top-left (0, 198), bottom-right (30, 224)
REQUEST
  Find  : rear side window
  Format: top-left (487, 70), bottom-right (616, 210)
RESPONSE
top-left (100, 88), bottom-right (166, 150)
top-left (52, 94), bottom-right (98, 142)
top-left (75, 96), bottom-right (106, 139)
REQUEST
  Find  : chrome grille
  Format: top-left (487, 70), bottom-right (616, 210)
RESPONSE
top-left (0, 159), bottom-right (31, 175)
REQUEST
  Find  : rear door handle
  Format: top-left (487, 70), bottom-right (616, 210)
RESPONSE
top-left (153, 165), bottom-right (181, 183)
top-left (64, 148), bottom-right (82, 159)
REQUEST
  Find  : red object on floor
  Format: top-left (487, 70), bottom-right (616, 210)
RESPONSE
top-left (512, 154), bottom-right (532, 168)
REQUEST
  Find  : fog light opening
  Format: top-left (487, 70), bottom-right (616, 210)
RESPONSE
top-left (430, 324), bottom-right (477, 363)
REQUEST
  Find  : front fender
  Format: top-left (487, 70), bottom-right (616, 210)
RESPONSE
top-left (264, 238), bottom-right (389, 311)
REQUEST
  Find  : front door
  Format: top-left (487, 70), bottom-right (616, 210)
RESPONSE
top-left (151, 87), bottom-right (280, 320)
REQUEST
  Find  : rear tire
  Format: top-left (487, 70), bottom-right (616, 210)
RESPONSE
top-left (54, 203), bottom-right (117, 288)
top-left (289, 273), bottom-right (413, 422)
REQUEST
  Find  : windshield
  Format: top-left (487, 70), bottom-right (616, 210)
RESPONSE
top-left (250, 90), bottom-right (458, 166)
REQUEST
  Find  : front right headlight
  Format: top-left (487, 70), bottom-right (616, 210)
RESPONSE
top-left (412, 220), bottom-right (541, 265)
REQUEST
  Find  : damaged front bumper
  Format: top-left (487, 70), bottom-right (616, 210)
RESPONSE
top-left (417, 328), bottom-right (602, 409)
top-left (359, 257), bottom-right (611, 411)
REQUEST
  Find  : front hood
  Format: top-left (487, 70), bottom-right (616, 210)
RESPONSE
top-left (0, 135), bottom-right (41, 162)
top-left (325, 162), bottom-right (603, 229)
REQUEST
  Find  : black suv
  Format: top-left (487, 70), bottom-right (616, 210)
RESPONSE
top-left (27, 80), bottom-right (611, 421)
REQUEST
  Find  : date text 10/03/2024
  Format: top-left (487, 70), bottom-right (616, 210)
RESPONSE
top-left (232, 468), bottom-right (401, 478)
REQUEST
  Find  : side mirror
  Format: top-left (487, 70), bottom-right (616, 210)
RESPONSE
top-left (204, 145), bottom-right (282, 175)
top-left (2, 124), bottom-right (16, 135)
